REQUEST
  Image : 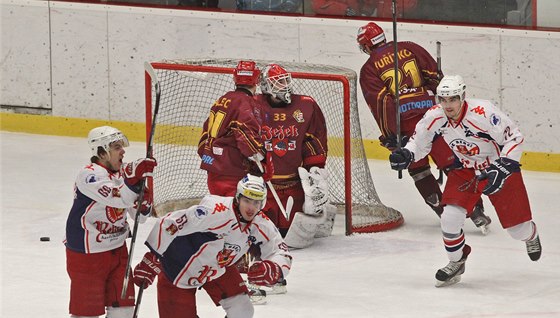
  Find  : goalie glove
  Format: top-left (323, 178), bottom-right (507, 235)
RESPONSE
top-left (123, 158), bottom-right (157, 189)
top-left (299, 167), bottom-right (329, 216)
top-left (478, 157), bottom-right (520, 195)
top-left (248, 260), bottom-right (282, 287)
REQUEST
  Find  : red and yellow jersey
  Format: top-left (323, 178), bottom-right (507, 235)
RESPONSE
top-left (255, 94), bottom-right (328, 183)
top-left (359, 41), bottom-right (442, 137)
top-left (198, 88), bottom-right (265, 178)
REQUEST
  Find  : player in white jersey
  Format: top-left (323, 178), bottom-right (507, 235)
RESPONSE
top-left (132, 174), bottom-right (292, 318)
top-left (389, 75), bottom-right (542, 287)
top-left (64, 126), bottom-right (157, 317)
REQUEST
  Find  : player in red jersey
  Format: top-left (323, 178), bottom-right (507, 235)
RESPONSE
top-left (255, 63), bottom-right (334, 249)
top-left (198, 60), bottom-right (272, 197)
top-left (357, 22), bottom-right (491, 232)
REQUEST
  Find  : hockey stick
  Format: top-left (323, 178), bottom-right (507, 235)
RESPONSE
top-left (435, 41), bottom-right (444, 185)
top-left (255, 159), bottom-right (292, 220)
top-left (132, 283), bottom-right (145, 318)
top-left (121, 62), bottom-right (161, 299)
top-left (392, 0), bottom-right (403, 179)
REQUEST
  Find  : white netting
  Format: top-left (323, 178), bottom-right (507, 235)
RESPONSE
top-left (146, 58), bottom-right (403, 234)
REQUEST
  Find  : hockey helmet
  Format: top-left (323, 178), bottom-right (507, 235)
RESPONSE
top-left (357, 22), bottom-right (386, 53)
top-left (87, 126), bottom-right (129, 157)
top-left (437, 75), bottom-right (467, 103)
top-left (233, 60), bottom-right (260, 86)
top-left (236, 174), bottom-right (267, 210)
top-left (260, 64), bottom-right (293, 104)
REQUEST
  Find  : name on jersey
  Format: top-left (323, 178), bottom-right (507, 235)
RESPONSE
top-left (261, 125), bottom-right (299, 140)
top-left (374, 48), bottom-right (413, 70)
top-left (212, 97), bottom-right (230, 108)
top-left (400, 99), bottom-right (434, 113)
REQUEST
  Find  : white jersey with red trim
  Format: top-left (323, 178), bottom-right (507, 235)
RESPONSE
top-left (145, 194), bottom-right (291, 289)
top-left (406, 98), bottom-right (524, 170)
top-left (65, 163), bottom-right (144, 254)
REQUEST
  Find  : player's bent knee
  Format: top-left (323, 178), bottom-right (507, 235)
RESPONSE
top-left (506, 220), bottom-right (535, 241)
top-left (220, 294), bottom-right (254, 318)
top-left (408, 165), bottom-right (432, 181)
top-left (106, 306), bottom-right (134, 318)
top-left (441, 205), bottom-right (467, 234)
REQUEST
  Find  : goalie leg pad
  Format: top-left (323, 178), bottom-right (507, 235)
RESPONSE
top-left (314, 204), bottom-right (337, 238)
top-left (283, 212), bottom-right (324, 249)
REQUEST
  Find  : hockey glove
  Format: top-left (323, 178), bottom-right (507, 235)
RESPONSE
top-left (248, 260), bottom-right (281, 287)
top-left (133, 252), bottom-right (161, 288)
top-left (123, 158), bottom-right (157, 188)
top-left (345, 7), bottom-right (357, 16)
top-left (133, 184), bottom-right (153, 216)
top-left (479, 157), bottom-right (520, 195)
top-left (379, 135), bottom-right (410, 151)
top-left (389, 148), bottom-right (413, 171)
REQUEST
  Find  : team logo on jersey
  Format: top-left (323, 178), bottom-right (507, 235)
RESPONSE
top-left (106, 206), bottom-right (125, 223)
top-left (166, 223), bottom-right (178, 235)
top-left (216, 242), bottom-right (242, 268)
top-left (195, 207), bottom-right (209, 219)
top-left (212, 203), bottom-right (228, 214)
top-left (293, 109), bottom-right (304, 123)
top-left (111, 187), bottom-right (121, 198)
top-left (490, 113), bottom-right (501, 126)
top-left (264, 140), bottom-right (297, 157)
top-left (187, 265), bottom-right (218, 286)
top-left (449, 139), bottom-right (480, 156)
top-left (85, 174), bottom-right (96, 183)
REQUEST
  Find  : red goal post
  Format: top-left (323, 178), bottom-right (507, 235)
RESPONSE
top-left (145, 58), bottom-right (403, 235)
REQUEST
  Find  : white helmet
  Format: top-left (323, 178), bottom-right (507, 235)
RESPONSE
top-left (236, 174), bottom-right (267, 209)
top-left (87, 126), bottom-right (129, 157)
top-left (437, 75), bottom-right (467, 103)
top-left (260, 64), bottom-right (293, 104)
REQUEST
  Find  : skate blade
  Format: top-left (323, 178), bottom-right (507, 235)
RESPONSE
top-left (479, 224), bottom-right (490, 235)
top-left (267, 284), bottom-right (287, 295)
top-left (435, 275), bottom-right (462, 288)
top-left (250, 295), bottom-right (267, 305)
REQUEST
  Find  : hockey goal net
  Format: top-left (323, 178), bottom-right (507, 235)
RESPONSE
top-left (145, 58), bottom-right (403, 235)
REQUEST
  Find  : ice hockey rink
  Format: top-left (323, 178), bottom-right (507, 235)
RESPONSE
top-left (1, 131), bottom-right (559, 317)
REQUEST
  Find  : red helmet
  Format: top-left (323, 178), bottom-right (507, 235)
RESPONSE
top-left (357, 22), bottom-right (386, 53)
top-left (260, 64), bottom-right (292, 104)
top-left (233, 60), bottom-right (260, 86)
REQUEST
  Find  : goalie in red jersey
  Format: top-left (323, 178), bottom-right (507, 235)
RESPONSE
top-left (255, 63), bottom-right (336, 249)
top-left (198, 60), bottom-right (272, 197)
top-left (357, 21), bottom-right (491, 233)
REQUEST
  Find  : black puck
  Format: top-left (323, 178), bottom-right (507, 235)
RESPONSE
top-left (40, 237), bottom-right (50, 242)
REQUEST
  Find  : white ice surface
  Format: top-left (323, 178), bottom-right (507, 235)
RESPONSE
top-left (1, 132), bottom-right (559, 317)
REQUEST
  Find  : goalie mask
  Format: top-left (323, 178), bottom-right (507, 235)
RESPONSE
top-left (233, 60), bottom-right (260, 86)
top-left (236, 174), bottom-right (267, 210)
top-left (260, 64), bottom-right (293, 104)
top-left (437, 75), bottom-right (467, 104)
top-left (357, 22), bottom-right (386, 54)
top-left (88, 126), bottom-right (129, 157)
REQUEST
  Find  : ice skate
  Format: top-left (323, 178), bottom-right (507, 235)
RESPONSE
top-left (435, 245), bottom-right (471, 287)
top-left (247, 285), bottom-right (267, 305)
top-left (247, 278), bottom-right (287, 295)
top-left (526, 235), bottom-right (542, 261)
top-left (470, 206), bottom-right (491, 235)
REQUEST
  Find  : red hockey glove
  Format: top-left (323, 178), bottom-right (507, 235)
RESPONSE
top-left (248, 260), bottom-right (281, 286)
top-left (123, 158), bottom-right (157, 187)
top-left (261, 152), bottom-right (274, 182)
top-left (133, 184), bottom-right (153, 216)
top-left (133, 252), bottom-right (161, 288)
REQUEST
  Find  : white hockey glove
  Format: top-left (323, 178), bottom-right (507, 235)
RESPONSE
top-left (298, 167), bottom-right (329, 216)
